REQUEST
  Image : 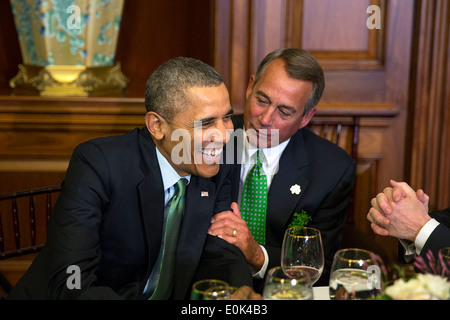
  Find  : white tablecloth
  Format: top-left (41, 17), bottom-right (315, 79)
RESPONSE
top-left (313, 286), bottom-right (330, 300)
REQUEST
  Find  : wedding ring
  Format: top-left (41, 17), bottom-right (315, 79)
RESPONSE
top-left (232, 229), bottom-right (237, 237)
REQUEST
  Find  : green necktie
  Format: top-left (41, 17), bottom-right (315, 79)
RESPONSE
top-left (149, 178), bottom-right (188, 300)
top-left (241, 150), bottom-right (268, 245)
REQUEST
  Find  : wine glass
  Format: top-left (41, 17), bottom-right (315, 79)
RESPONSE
top-left (263, 266), bottom-right (313, 300)
top-left (190, 279), bottom-right (231, 300)
top-left (329, 248), bottom-right (383, 300)
top-left (281, 226), bottom-right (324, 285)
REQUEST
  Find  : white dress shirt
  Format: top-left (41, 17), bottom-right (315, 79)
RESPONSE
top-left (400, 218), bottom-right (440, 262)
top-left (238, 129), bottom-right (290, 278)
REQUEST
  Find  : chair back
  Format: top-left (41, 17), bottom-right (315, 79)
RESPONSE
top-left (0, 186), bottom-right (61, 259)
top-left (307, 116), bottom-right (360, 223)
top-left (307, 117), bottom-right (360, 161)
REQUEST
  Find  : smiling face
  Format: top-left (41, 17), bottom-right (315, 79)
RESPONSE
top-left (146, 83), bottom-right (233, 178)
top-left (243, 58), bottom-right (316, 148)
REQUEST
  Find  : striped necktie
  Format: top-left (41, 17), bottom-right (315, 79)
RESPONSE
top-left (241, 150), bottom-right (268, 245)
top-left (149, 178), bottom-right (188, 299)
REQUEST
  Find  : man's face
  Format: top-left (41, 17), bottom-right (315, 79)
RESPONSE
top-left (243, 58), bottom-right (316, 148)
top-left (152, 83), bottom-right (233, 178)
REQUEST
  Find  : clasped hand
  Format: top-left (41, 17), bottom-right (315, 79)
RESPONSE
top-left (367, 180), bottom-right (431, 242)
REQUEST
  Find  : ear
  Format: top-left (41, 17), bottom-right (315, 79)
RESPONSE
top-left (245, 75), bottom-right (255, 100)
top-left (145, 112), bottom-right (165, 140)
top-left (298, 108), bottom-right (316, 129)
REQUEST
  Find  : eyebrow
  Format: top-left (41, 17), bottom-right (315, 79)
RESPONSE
top-left (256, 90), bottom-right (297, 114)
top-left (194, 108), bottom-right (234, 127)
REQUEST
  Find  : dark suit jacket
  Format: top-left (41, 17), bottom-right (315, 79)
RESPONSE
top-left (422, 208), bottom-right (450, 257)
top-left (228, 115), bottom-right (356, 287)
top-left (8, 127), bottom-right (251, 300)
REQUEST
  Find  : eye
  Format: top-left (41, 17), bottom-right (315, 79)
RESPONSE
top-left (223, 114), bottom-right (232, 122)
top-left (256, 97), bottom-right (269, 106)
top-left (202, 120), bottom-right (215, 128)
top-left (278, 108), bottom-right (293, 118)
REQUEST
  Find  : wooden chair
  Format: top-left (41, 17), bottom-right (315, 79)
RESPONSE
top-left (308, 116), bottom-right (360, 223)
top-left (308, 116), bottom-right (391, 265)
top-left (0, 186), bottom-right (61, 296)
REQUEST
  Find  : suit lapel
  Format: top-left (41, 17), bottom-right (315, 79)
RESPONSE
top-left (137, 130), bottom-right (165, 282)
top-left (173, 176), bottom-right (216, 299)
top-left (267, 131), bottom-right (310, 239)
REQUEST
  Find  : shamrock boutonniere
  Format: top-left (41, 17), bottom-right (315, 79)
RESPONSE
top-left (288, 210), bottom-right (311, 228)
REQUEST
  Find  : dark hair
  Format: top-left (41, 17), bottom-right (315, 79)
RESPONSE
top-left (145, 57), bottom-right (223, 120)
top-left (254, 48), bottom-right (325, 114)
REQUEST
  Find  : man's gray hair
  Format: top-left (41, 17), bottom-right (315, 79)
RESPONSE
top-left (254, 48), bottom-right (325, 114)
top-left (145, 57), bottom-right (223, 120)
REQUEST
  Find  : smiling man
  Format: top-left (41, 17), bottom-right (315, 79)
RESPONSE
top-left (209, 48), bottom-right (356, 289)
top-left (8, 57), bottom-right (253, 300)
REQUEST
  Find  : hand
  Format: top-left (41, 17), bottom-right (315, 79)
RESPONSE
top-left (230, 286), bottom-right (261, 300)
top-left (209, 202), bottom-right (265, 271)
top-left (367, 180), bottom-right (431, 241)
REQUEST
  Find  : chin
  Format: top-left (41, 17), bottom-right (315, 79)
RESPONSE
top-left (197, 164), bottom-right (220, 178)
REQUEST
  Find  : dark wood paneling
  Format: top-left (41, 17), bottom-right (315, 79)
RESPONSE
top-left (407, 0), bottom-right (450, 211)
top-left (115, 0), bottom-right (213, 97)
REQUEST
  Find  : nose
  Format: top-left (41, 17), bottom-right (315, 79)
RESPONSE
top-left (210, 120), bottom-right (232, 144)
top-left (259, 107), bottom-right (274, 127)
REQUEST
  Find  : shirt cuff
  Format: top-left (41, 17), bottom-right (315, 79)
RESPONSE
top-left (252, 245), bottom-right (269, 279)
top-left (399, 218), bottom-right (440, 262)
top-left (415, 218), bottom-right (440, 255)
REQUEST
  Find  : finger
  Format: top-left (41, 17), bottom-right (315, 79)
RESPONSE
top-left (231, 202), bottom-right (241, 218)
top-left (231, 286), bottom-right (253, 300)
top-left (391, 186), bottom-right (406, 202)
top-left (416, 189), bottom-right (429, 205)
top-left (376, 192), bottom-right (393, 215)
top-left (368, 207), bottom-right (390, 226)
top-left (218, 234), bottom-right (240, 247)
top-left (211, 210), bottom-right (238, 223)
top-left (390, 180), bottom-right (416, 197)
top-left (370, 222), bottom-right (389, 236)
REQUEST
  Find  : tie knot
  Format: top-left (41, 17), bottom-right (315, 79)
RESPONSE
top-left (255, 150), bottom-right (264, 167)
top-left (174, 178), bottom-right (188, 197)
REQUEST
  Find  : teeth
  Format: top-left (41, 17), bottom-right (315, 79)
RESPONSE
top-left (199, 148), bottom-right (223, 157)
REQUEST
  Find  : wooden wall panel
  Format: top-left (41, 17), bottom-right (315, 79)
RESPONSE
top-left (0, 96), bottom-right (145, 194)
top-left (215, 0), bottom-right (415, 263)
top-left (299, 0), bottom-right (386, 69)
top-left (408, 0), bottom-right (450, 211)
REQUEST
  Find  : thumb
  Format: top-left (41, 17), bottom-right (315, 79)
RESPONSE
top-left (231, 202), bottom-right (241, 218)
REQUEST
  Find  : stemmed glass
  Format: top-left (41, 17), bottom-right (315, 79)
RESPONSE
top-left (263, 266), bottom-right (313, 300)
top-left (281, 227), bottom-right (324, 285)
top-left (190, 279), bottom-right (231, 300)
top-left (329, 248), bottom-right (383, 300)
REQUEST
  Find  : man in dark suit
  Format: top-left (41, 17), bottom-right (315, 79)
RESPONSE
top-left (368, 180), bottom-right (450, 261)
top-left (208, 49), bottom-right (356, 288)
top-left (8, 57), bottom-right (252, 300)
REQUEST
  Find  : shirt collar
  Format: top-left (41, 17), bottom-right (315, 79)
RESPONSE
top-left (243, 128), bottom-right (290, 169)
top-left (155, 147), bottom-right (191, 190)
